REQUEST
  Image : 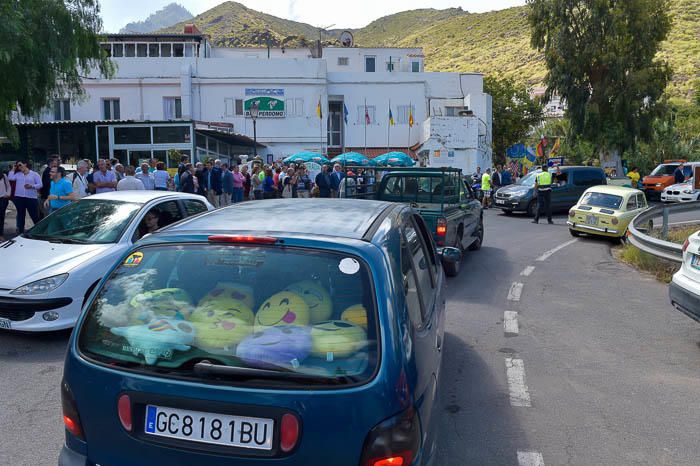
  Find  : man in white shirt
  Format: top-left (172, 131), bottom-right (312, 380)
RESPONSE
top-left (8, 161), bottom-right (42, 234)
top-left (72, 160), bottom-right (90, 199)
top-left (135, 163), bottom-right (155, 190)
top-left (117, 166), bottom-right (145, 191)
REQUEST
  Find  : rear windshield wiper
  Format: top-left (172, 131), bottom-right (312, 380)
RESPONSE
top-left (193, 361), bottom-right (350, 385)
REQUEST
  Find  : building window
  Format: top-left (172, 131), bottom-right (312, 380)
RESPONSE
top-left (357, 105), bottom-right (376, 124)
top-left (184, 44), bottom-right (194, 57)
top-left (397, 105), bottom-right (415, 124)
top-left (136, 43), bottom-right (147, 57)
top-left (173, 43), bottom-right (184, 57)
top-left (235, 99), bottom-right (244, 116)
top-left (103, 99), bottom-right (120, 120)
top-left (112, 43), bottom-right (123, 57)
top-left (100, 43), bottom-right (111, 57)
top-left (53, 99), bottom-right (70, 121)
top-left (365, 56), bottom-right (376, 73)
top-left (411, 61), bottom-right (421, 73)
top-left (148, 43), bottom-right (160, 57)
top-left (163, 97), bottom-right (182, 119)
top-left (161, 43), bottom-right (172, 57)
top-left (124, 43), bottom-right (135, 57)
top-left (224, 98), bottom-right (235, 117)
top-left (338, 57), bottom-right (349, 66)
top-left (295, 98), bottom-right (304, 117)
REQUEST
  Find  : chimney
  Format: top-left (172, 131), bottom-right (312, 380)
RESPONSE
top-left (184, 24), bottom-right (201, 35)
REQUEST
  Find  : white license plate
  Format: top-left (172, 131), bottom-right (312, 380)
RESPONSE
top-left (144, 405), bottom-right (274, 450)
top-left (495, 199), bottom-right (505, 204)
top-left (0, 318), bottom-right (10, 330)
top-left (586, 215), bottom-right (598, 226)
top-left (692, 254), bottom-right (700, 270)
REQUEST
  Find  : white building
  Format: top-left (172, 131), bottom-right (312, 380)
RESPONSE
top-left (7, 27), bottom-right (492, 173)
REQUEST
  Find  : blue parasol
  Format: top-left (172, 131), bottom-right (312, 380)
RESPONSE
top-left (373, 151), bottom-right (416, 167)
top-left (330, 152), bottom-right (373, 166)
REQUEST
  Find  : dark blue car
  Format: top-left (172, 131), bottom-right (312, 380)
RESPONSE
top-left (60, 199), bottom-right (454, 466)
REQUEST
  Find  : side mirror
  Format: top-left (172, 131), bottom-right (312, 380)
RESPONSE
top-left (438, 247), bottom-right (461, 264)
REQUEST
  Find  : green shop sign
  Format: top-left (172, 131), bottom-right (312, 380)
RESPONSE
top-left (244, 96), bottom-right (285, 118)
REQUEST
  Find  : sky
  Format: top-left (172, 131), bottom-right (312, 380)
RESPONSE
top-left (99, 0), bottom-right (527, 33)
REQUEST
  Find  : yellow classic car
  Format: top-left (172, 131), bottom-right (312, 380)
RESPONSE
top-left (567, 186), bottom-right (648, 239)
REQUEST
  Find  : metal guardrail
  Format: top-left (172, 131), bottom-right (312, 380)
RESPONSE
top-left (627, 200), bottom-right (700, 263)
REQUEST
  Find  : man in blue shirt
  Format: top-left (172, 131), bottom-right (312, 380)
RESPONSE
top-left (673, 163), bottom-right (686, 184)
top-left (207, 160), bottom-right (223, 207)
top-left (44, 166), bottom-right (73, 213)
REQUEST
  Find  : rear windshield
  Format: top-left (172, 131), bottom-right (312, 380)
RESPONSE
top-left (580, 192), bottom-right (623, 209)
top-left (78, 244), bottom-right (378, 387)
top-left (649, 164), bottom-right (678, 176)
top-left (25, 200), bottom-right (141, 244)
top-left (381, 174), bottom-right (461, 204)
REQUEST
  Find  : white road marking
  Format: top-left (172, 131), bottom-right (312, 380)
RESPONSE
top-left (507, 282), bottom-right (524, 301)
top-left (520, 266), bottom-right (535, 277)
top-left (517, 451), bottom-right (545, 466)
top-left (504, 311), bottom-right (519, 334)
top-left (505, 357), bottom-right (532, 407)
top-left (536, 239), bottom-right (578, 262)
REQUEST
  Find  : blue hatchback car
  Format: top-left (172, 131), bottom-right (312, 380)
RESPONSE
top-left (60, 199), bottom-right (454, 466)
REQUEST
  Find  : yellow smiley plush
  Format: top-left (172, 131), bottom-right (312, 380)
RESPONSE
top-left (189, 299), bottom-right (254, 351)
top-left (254, 291), bottom-right (310, 331)
top-left (340, 304), bottom-right (368, 329)
top-left (284, 280), bottom-right (332, 324)
top-left (199, 283), bottom-right (255, 309)
top-left (310, 320), bottom-right (367, 358)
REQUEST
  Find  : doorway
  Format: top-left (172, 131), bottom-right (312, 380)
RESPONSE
top-left (327, 101), bottom-right (344, 152)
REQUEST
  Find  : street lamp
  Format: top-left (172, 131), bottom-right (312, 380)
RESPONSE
top-left (249, 100), bottom-right (260, 157)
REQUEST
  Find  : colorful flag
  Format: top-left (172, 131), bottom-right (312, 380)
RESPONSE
top-left (343, 103), bottom-right (349, 125)
top-left (408, 105), bottom-right (414, 128)
top-left (389, 105), bottom-right (395, 126)
top-left (536, 138), bottom-right (546, 158)
top-left (316, 98), bottom-right (322, 119)
top-left (549, 138), bottom-right (561, 157)
top-left (365, 106), bottom-right (371, 125)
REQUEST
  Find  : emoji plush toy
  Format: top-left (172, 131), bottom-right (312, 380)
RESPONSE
top-left (199, 283), bottom-right (255, 310)
top-left (236, 326), bottom-right (312, 369)
top-left (129, 288), bottom-right (193, 321)
top-left (254, 291), bottom-right (310, 331)
top-left (284, 281), bottom-right (332, 323)
top-left (189, 299), bottom-right (254, 351)
top-left (111, 318), bottom-right (196, 365)
top-left (340, 304), bottom-right (368, 329)
top-left (310, 320), bottom-right (367, 359)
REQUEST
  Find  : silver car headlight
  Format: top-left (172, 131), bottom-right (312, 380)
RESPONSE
top-left (11, 274), bottom-right (69, 295)
top-left (682, 189), bottom-right (691, 194)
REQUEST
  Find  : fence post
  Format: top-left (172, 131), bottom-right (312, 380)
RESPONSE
top-left (661, 206), bottom-right (669, 240)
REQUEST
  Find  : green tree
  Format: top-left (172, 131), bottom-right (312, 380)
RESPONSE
top-left (0, 0), bottom-right (114, 140)
top-left (528, 0), bottom-right (672, 168)
top-left (484, 76), bottom-right (543, 165)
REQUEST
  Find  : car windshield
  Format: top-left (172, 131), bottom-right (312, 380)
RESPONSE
top-left (518, 171), bottom-right (539, 187)
top-left (580, 192), bottom-right (623, 209)
top-left (78, 244), bottom-right (378, 387)
top-left (25, 200), bottom-right (141, 244)
top-left (381, 174), bottom-right (461, 204)
top-left (649, 164), bottom-right (678, 176)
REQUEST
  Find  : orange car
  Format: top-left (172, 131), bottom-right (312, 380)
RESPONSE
top-left (641, 160), bottom-right (687, 200)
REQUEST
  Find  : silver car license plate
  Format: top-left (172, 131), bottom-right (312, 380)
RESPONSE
top-left (586, 215), bottom-right (598, 226)
top-left (144, 405), bottom-right (274, 450)
top-left (0, 318), bottom-right (10, 330)
top-left (496, 199), bottom-right (505, 205)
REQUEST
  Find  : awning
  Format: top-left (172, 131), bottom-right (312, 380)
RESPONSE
top-left (14, 119), bottom-right (134, 127)
top-left (195, 129), bottom-right (266, 148)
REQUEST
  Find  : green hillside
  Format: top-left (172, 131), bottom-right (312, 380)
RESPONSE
top-left (160, 0), bottom-right (699, 100)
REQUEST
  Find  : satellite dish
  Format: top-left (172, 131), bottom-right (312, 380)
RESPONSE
top-left (340, 31), bottom-right (354, 47)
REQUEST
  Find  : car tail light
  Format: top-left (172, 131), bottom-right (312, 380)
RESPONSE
top-left (61, 381), bottom-right (84, 440)
top-left (611, 218), bottom-right (619, 225)
top-left (118, 394), bottom-right (132, 432)
top-left (208, 235), bottom-right (277, 244)
top-left (280, 413), bottom-right (300, 453)
top-left (360, 408), bottom-right (420, 466)
top-left (682, 238), bottom-right (689, 253)
top-left (436, 218), bottom-right (447, 237)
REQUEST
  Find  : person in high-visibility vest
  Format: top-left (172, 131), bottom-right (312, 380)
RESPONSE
top-left (533, 166), bottom-right (553, 224)
top-left (481, 168), bottom-right (492, 209)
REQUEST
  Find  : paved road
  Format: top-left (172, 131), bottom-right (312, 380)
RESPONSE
top-left (1, 209), bottom-right (699, 465)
